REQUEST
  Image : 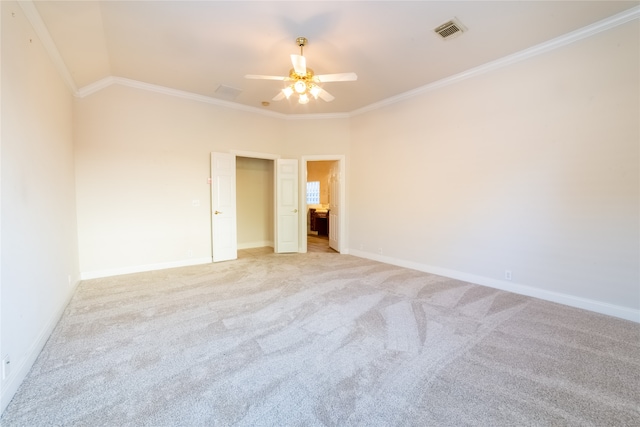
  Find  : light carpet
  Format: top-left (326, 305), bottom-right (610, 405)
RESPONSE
top-left (2, 252), bottom-right (639, 426)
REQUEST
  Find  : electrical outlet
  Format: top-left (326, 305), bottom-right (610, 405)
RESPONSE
top-left (2, 355), bottom-right (10, 380)
top-left (505, 270), bottom-right (512, 280)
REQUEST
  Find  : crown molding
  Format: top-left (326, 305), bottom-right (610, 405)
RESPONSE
top-left (285, 112), bottom-right (351, 120)
top-left (23, 0), bottom-right (639, 120)
top-left (75, 75), bottom-right (115, 98)
top-left (77, 76), bottom-right (289, 119)
top-left (350, 5), bottom-right (640, 117)
top-left (77, 76), bottom-right (351, 120)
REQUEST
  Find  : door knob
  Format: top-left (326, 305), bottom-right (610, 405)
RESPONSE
top-left (214, 210), bottom-right (222, 215)
top-left (293, 209), bottom-right (298, 213)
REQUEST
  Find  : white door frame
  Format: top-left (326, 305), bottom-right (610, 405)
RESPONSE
top-left (231, 150), bottom-right (280, 162)
top-left (301, 155), bottom-right (347, 254)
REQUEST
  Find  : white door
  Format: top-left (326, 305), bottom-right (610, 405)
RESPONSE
top-left (275, 159), bottom-right (299, 253)
top-left (329, 161), bottom-right (340, 252)
top-left (211, 152), bottom-right (237, 262)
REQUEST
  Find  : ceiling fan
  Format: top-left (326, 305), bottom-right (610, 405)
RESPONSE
top-left (245, 37), bottom-right (357, 104)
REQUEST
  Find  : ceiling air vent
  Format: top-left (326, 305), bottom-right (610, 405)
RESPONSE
top-left (215, 84), bottom-right (242, 100)
top-left (434, 18), bottom-right (467, 40)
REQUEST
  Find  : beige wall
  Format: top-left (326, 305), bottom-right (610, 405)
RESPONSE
top-left (73, 85), bottom-right (287, 275)
top-left (349, 20), bottom-right (639, 314)
top-left (1, 1), bottom-right (80, 412)
top-left (283, 118), bottom-right (351, 158)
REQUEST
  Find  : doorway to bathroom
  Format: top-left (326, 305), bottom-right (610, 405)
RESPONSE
top-left (303, 156), bottom-right (344, 253)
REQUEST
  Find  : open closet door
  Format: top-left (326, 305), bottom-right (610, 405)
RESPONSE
top-left (275, 159), bottom-right (299, 253)
top-left (211, 152), bottom-right (237, 262)
top-left (329, 161), bottom-right (340, 252)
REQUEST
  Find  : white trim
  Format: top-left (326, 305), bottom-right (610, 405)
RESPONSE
top-left (231, 150), bottom-right (280, 160)
top-left (0, 279), bottom-right (81, 413)
top-left (349, 250), bottom-right (640, 324)
top-left (18, 1), bottom-right (78, 94)
top-left (351, 5), bottom-right (640, 116)
top-left (80, 77), bottom-right (288, 119)
top-left (286, 113), bottom-right (351, 120)
top-left (238, 241), bottom-right (274, 250)
top-left (80, 257), bottom-right (212, 281)
top-left (75, 76), bottom-right (115, 98)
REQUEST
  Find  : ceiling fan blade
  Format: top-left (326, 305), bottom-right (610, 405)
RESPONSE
top-left (272, 91), bottom-right (286, 101)
top-left (245, 74), bottom-right (286, 81)
top-left (317, 88), bottom-right (335, 102)
top-left (315, 72), bottom-right (358, 83)
top-left (291, 54), bottom-right (306, 76)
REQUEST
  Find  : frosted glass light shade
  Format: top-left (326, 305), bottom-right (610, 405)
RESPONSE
top-left (294, 80), bottom-right (307, 94)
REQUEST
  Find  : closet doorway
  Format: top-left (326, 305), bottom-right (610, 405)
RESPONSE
top-left (236, 156), bottom-right (274, 254)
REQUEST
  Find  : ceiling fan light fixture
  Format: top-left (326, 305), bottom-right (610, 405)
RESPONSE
top-left (294, 80), bottom-right (307, 94)
top-left (282, 86), bottom-right (294, 99)
top-left (309, 85), bottom-right (322, 99)
top-left (246, 37), bottom-right (357, 106)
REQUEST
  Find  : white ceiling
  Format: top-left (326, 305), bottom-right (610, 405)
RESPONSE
top-left (33, 1), bottom-right (639, 115)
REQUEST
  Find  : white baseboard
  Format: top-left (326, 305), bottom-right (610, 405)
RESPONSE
top-left (237, 241), bottom-right (274, 250)
top-left (80, 257), bottom-right (212, 280)
top-left (1, 279), bottom-right (81, 414)
top-left (349, 249), bottom-right (640, 323)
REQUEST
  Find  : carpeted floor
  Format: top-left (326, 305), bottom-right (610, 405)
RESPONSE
top-left (2, 252), bottom-right (639, 426)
